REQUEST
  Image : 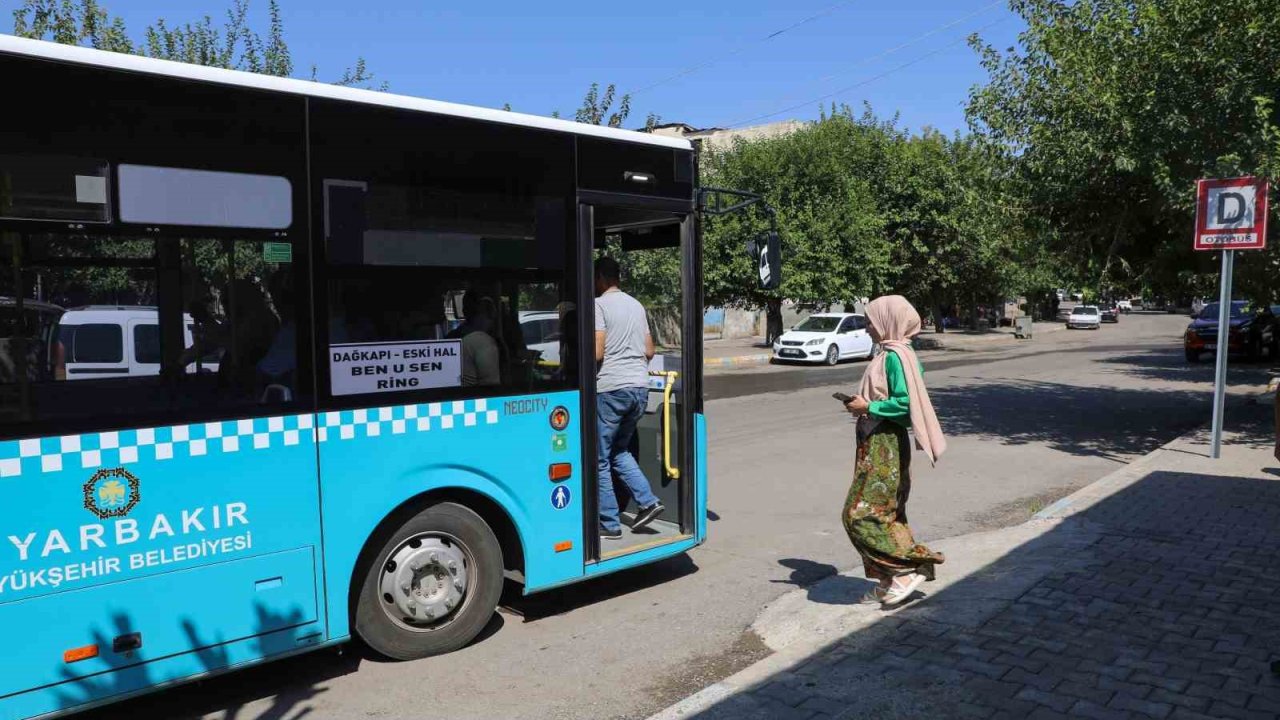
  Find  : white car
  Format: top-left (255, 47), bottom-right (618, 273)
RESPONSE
top-left (1067, 306), bottom-right (1101, 330)
top-left (519, 310), bottom-right (561, 365)
top-left (773, 313), bottom-right (875, 365)
top-left (1116, 299), bottom-right (1133, 313)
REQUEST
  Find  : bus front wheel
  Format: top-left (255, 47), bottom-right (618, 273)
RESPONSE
top-left (355, 502), bottom-right (503, 660)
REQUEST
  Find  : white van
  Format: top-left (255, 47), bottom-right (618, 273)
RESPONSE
top-left (58, 306), bottom-right (219, 379)
top-left (519, 309), bottom-right (561, 365)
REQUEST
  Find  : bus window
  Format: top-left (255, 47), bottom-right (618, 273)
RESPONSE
top-left (316, 184), bottom-right (573, 397)
top-left (180, 239), bottom-right (295, 404)
top-left (311, 100), bottom-right (577, 404)
top-left (0, 232), bottom-right (305, 436)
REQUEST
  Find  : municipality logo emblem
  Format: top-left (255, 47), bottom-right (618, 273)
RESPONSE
top-left (83, 468), bottom-right (141, 520)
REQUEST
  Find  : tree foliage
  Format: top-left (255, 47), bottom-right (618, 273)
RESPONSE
top-left (700, 106), bottom-right (1030, 337)
top-left (967, 0), bottom-right (1280, 302)
top-left (13, 0), bottom-right (381, 87)
top-left (575, 83), bottom-right (631, 128)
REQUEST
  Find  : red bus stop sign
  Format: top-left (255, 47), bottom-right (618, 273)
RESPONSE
top-left (1195, 175), bottom-right (1271, 461)
top-left (1195, 176), bottom-right (1269, 251)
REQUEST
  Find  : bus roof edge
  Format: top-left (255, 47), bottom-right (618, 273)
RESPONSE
top-left (0, 34), bottom-right (694, 152)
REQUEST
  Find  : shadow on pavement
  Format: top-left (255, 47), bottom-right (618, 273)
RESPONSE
top-left (674, 453), bottom-right (1280, 719)
top-left (501, 553), bottom-right (699, 622)
top-left (926, 343), bottom-right (1274, 463)
top-left (1098, 350), bottom-right (1277, 385)
top-left (928, 379), bottom-right (1211, 462)
top-left (773, 559), bottom-right (876, 607)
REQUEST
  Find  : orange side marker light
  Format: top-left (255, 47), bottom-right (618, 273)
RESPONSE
top-left (63, 644), bottom-right (99, 663)
top-left (554, 541), bottom-right (573, 553)
top-left (549, 463), bottom-right (573, 482)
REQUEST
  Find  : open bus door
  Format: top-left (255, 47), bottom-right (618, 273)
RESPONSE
top-left (578, 201), bottom-right (700, 565)
top-left (577, 187), bottom-right (779, 568)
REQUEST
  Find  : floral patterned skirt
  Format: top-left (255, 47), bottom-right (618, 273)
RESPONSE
top-left (842, 421), bottom-right (944, 580)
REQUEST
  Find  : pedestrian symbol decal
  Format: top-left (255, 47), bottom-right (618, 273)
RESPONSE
top-left (551, 485), bottom-right (571, 510)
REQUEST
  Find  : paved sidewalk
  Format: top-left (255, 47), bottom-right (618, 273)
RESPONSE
top-left (650, 402), bottom-right (1280, 720)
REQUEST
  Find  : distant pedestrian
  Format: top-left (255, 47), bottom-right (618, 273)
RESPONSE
top-left (842, 295), bottom-right (946, 606)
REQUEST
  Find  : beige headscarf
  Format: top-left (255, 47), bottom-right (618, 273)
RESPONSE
top-left (857, 295), bottom-right (947, 465)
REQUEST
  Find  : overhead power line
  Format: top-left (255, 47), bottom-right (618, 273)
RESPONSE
top-left (626, 0), bottom-right (862, 97)
top-left (727, 17), bottom-right (1008, 129)
top-left (811, 0), bottom-right (1003, 85)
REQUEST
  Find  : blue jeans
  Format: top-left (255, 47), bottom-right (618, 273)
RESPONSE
top-left (597, 387), bottom-right (659, 532)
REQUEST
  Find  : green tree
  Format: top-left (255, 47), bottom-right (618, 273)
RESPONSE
top-left (574, 83), bottom-right (631, 128)
top-left (700, 106), bottom-right (1030, 339)
top-left (701, 110), bottom-right (897, 341)
top-left (14, 0), bottom-right (381, 86)
top-left (883, 131), bottom-right (1030, 330)
top-left (968, 0), bottom-right (1280, 303)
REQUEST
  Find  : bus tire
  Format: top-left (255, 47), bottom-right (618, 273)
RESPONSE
top-left (354, 502), bottom-right (503, 660)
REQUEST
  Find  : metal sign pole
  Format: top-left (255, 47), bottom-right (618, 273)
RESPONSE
top-left (1210, 249), bottom-right (1235, 459)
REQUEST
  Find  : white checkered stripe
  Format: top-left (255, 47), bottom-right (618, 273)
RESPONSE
top-left (0, 414), bottom-right (315, 478)
top-left (316, 399), bottom-right (499, 444)
top-left (0, 399), bottom-right (499, 478)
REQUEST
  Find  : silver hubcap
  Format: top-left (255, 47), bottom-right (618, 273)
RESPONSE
top-left (379, 534), bottom-right (470, 630)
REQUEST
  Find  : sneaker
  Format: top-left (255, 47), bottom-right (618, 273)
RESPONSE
top-left (600, 527), bottom-right (623, 540)
top-left (630, 502), bottom-right (666, 531)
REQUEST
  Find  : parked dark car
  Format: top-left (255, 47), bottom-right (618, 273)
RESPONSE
top-left (1099, 304), bottom-right (1120, 323)
top-left (1184, 301), bottom-right (1277, 362)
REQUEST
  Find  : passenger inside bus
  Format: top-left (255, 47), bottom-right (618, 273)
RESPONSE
top-left (257, 270), bottom-right (300, 398)
top-left (452, 290), bottom-right (501, 386)
top-left (219, 278), bottom-right (279, 399)
top-left (182, 291), bottom-right (229, 370)
top-left (388, 282), bottom-right (447, 341)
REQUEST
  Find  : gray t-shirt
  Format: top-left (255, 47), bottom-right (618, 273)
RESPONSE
top-left (594, 289), bottom-right (650, 393)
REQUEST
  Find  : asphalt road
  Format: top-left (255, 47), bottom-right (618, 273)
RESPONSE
top-left (79, 313), bottom-right (1273, 720)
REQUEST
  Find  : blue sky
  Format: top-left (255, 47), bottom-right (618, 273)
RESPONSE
top-left (5, 0), bottom-right (1024, 134)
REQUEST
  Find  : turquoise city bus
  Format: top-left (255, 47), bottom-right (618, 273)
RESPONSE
top-left (0, 35), bottom-right (717, 718)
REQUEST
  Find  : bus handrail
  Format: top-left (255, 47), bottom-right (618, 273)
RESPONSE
top-left (650, 371), bottom-right (681, 480)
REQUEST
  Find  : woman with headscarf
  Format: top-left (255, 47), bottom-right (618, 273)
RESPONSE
top-left (842, 295), bottom-right (947, 606)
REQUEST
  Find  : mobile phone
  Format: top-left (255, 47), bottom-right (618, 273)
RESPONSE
top-left (832, 392), bottom-right (853, 404)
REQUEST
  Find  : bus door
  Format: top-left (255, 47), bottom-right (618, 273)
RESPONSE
top-left (579, 202), bottom-right (700, 562)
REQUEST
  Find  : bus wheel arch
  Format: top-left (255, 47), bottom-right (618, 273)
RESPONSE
top-left (349, 489), bottom-right (525, 659)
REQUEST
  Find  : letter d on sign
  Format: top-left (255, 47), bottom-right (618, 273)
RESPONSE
top-left (1217, 191), bottom-right (1247, 224)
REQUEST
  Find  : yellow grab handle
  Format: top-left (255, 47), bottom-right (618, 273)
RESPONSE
top-left (651, 371), bottom-right (681, 480)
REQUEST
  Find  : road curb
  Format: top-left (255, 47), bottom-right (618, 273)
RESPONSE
top-left (703, 353), bottom-right (773, 369)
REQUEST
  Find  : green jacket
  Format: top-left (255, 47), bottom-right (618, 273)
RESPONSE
top-left (868, 352), bottom-right (918, 427)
